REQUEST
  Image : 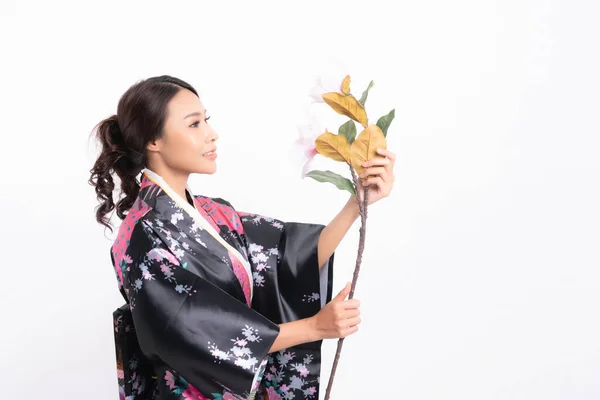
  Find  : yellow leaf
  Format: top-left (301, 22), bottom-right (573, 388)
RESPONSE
top-left (322, 92), bottom-right (368, 128)
top-left (341, 75), bottom-right (351, 95)
top-left (351, 124), bottom-right (387, 176)
top-left (315, 130), bottom-right (351, 163)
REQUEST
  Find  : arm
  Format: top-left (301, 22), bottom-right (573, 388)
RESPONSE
top-left (269, 318), bottom-right (318, 353)
top-left (317, 196), bottom-right (360, 267)
top-left (268, 282), bottom-right (360, 353)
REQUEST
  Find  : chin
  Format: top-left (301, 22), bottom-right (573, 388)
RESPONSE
top-left (196, 164), bottom-right (217, 175)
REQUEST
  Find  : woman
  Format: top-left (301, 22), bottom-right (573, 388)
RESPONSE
top-left (89, 75), bottom-right (396, 400)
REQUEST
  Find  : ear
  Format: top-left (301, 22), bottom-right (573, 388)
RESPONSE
top-left (146, 138), bottom-right (161, 153)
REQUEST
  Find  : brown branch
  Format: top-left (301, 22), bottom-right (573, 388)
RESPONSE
top-left (324, 184), bottom-right (369, 400)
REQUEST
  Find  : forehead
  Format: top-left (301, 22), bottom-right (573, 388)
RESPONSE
top-left (168, 88), bottom-right (205, 117)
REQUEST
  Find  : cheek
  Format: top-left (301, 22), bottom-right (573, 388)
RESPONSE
top-left (169, 128), bottom-right (203, 151)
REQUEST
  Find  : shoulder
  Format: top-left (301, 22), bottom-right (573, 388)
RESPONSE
top-left (110, 197), bottom-right (155, 271)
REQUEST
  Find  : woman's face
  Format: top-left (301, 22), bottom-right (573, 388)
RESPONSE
top-left (149, 88), bottom-right (219, 175)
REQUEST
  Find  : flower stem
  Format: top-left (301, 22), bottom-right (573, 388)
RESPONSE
top-left (324, 181), bottom-right (369, 400)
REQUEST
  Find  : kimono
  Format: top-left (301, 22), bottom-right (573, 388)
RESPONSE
top-left (111, 168), bottom-right (334, 400)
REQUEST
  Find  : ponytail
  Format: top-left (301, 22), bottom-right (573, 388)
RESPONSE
top-left (89, 75), bottom-right (199, 231)
top-left (88, 115), bottom-right (144, 231)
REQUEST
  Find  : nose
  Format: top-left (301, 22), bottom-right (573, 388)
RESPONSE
top-left (208, 125), bottom-right (219, 142)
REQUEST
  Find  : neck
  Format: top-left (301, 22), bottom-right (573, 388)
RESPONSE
top-left (146, 165), bottom-right (190, 201)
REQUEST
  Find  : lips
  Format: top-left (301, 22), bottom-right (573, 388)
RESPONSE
top-left (203, 148), bottom-right (217, 156)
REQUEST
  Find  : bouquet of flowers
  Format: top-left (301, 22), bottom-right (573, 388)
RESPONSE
top-left (293, 74), bottom-right (395, 399)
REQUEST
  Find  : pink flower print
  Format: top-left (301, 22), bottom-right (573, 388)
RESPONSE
top-left (270, 366), bottom-right (277, 374)
top-left (272, 221), bottom-right (284, 230)
top-left (298, 365), bottom-right (309, 377)
top-left (266, 386), bottom-right (283, 400)
top-left (222, 393), bottom-right (238, 400)
top-left (304, 386), bottom-right (317, 396)
top-left (122, 254), bottom-right (133, 264)
top-left (264, 372), bottom-right (274, 381)
top-left (280, 384), bottom-right (289, 392)
top-left (256, 263), bottom-right (266, 272)
top-left (235, 338), bottom-right (248, 346)
top-left (182, 384), bottom-right (209, 400)
top-left (164, 371), bottom-right (176, 390)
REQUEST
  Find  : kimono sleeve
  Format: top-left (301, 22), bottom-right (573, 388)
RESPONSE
top-left (235, 209), bottom-right (335, 398)
top-left (124, 228), bottom-right (280, 397)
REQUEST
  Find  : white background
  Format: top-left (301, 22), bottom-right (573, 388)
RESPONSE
top-left (1, 0), bottom-right (599, 399)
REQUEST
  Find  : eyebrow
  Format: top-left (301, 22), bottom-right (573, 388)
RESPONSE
top-left (183, 110), bottom-right (206, 119)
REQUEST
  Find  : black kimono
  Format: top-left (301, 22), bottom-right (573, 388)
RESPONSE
top-left (111, 169), bottom-right (334, 400)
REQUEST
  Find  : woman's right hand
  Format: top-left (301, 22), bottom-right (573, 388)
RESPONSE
top-left (310, 282), bottom-right (361, 340)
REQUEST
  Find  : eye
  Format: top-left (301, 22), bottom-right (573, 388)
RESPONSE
top-left (190, 120), bottom-right (200, 128)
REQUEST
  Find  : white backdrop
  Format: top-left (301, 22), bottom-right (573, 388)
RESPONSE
top-left (1, 0), bottom-right (599, 399)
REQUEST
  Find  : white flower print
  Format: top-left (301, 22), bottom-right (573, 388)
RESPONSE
top-left (302, 293), bottom-right (320, 303)
top-left (302, 354), bottom-right (313, 365)
top-left (189, 221), bottom-right (202, 233)
top-left (292, 364), bottom-right (310, 377)
top-left (173, 248), bottom-right (185, 259)
top-left (232, 346), bottom-right (252, 357)
top-left (252, 253), bottom-right (269, 263)
top-left (174, 284), bottom-right (192, 294)
top-left (208, 326), bottom-right (265, 374)
top-left (248, 243), bottom-right (263, 254)
top-left (276, 352), bottom-right (294, 367)
top-left (235, 356), bottom-right (259, 370)
top-left (253, 272), bottom-right (265, 287)
top-left (139, 264), bottom-right (155, 281)
top-left (170, 211), bottom-right (184, 225)
top-left (289, 375), bottom-right (306, 390)
top-left (208, 343), bottom-right (231, 362)
top-left (262, 351), bottom-right (319, 398)
top-left (242, 326), bottom-right (261, 342)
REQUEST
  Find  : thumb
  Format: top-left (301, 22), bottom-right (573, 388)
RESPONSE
top-left (334, 282), bottom-right (352, 301)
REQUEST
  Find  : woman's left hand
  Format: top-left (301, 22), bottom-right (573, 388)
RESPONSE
top-left (357, 148), bottom-right (397, 206)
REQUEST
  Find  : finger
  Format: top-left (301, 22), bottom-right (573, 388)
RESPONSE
top-left (346, 316), bottom-right (362, 327)
top-left (341, 325), bottom-right (359, 338)
top-left (358, 167), bottom-right (386, 179)
top-left (342, 299), bottom-right (361, 310)
top-left (376, 148), bottom-right (397, 164)
top-left (334, 282), bottom-right (351, 301)
top-left (343, 309), bottom-right (361, 319)
top-left (362, 176), bottom-right (385, 188)
top-left (362, 157), bottom-right (391, 169)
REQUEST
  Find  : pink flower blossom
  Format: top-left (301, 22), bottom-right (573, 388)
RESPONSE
top-left (308, 72), bottom-right (347, 103)
top-left (291, 114), bottom-right (323, 178)
top-left (266, 387), bottom-right (283, 400)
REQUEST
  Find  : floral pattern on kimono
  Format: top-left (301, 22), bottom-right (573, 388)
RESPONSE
top-left (109, 170), bottom-right (334, 399)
